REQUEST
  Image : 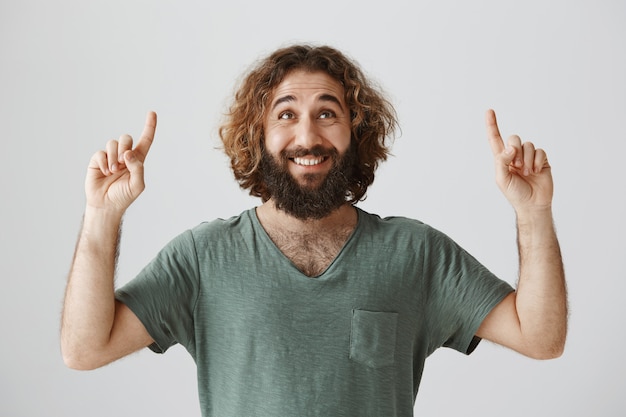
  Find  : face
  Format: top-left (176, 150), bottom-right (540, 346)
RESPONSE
top-left (261, 70), bottom-right (355, 219)
top-left (263, 70), bottom-right (352, 188)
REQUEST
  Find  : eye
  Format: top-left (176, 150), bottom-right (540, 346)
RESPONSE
top-left (319, 110), bottom-right (336, 119)
top-left (279, 111), bottom-right (295, 120)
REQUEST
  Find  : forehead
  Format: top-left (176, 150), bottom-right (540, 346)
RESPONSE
top-left (269, 70), bottom-right (345, 103)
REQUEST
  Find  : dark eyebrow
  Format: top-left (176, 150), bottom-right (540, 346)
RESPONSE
top-left (270, 93), bottom-right (345, 112)
top-left (271, 95), bottom-right (295, 111)
top-left (319, 94), bottom-right (344, 111)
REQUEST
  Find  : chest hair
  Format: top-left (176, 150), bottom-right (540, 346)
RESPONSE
top-left (266, 227), bottom-right (353, 277)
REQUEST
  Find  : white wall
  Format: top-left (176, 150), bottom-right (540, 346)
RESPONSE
top-left (1, 0), bottom-right (624, 415)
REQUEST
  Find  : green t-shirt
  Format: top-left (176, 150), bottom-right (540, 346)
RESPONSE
top-left (116, 208), bottom-right (513, 416)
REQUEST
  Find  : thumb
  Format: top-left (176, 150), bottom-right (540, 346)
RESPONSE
top-left (124, 150), bottom-right (146, 194)
top-left (494, 145), bottom-right (516, 183)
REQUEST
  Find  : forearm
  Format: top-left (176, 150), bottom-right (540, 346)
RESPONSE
top-left (514, 207), bottom-right (568, 357)
top-left (61, 207), bottom-right (124, 367)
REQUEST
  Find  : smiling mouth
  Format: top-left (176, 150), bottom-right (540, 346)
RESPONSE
top-left (291, 156), bottom-right (328, 166)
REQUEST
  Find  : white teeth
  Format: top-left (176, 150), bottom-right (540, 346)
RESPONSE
top-left (293, 157), bottom-right (324, 166)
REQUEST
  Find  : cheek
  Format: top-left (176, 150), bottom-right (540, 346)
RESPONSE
top-left (333, 126), bottom-right (352, 153)
top-left (263, 127), bottom-right (287, 154)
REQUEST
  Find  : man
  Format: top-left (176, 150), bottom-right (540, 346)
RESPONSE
top-left (62, 45), bottom-right (567, 416)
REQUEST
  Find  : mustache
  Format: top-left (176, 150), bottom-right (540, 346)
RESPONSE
top-left (281, 145), bottom-right (338, 159)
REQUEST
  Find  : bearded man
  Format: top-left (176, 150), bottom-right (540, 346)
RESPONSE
top-left (61, 44), bottom-right (567, 417)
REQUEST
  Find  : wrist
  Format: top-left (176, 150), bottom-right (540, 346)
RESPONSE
top-left (81, 206), bottom-right (124, 243)
top-left (84, 204), bottom-right (125, 222)
top-left (515, 206), bottom-right (558, 247)
top-left (514, 205), bottom-right (553, 224)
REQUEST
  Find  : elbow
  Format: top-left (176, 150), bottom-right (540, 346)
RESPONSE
top-left (63, 352), bottom-right (105, 371)
top-left (547, 340), bottom-right (566, 359)
top-left (527, 344), bottom-right (565, 360)
top-left (63, 356), bottom-right (87, 371)
top-left (520, 317), bottom-right (568, 360)
top-left (62, 351), bottom-right (83, 370)
top-left (61, 340), bottom-right (106, 371)
top-left (62, 349), bottom-right (95, 371)
top-left (522, 336), bottom-right (566, 360)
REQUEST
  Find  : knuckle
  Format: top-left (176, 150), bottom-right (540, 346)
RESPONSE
top-left (119, 134), bottom-right (133, 143)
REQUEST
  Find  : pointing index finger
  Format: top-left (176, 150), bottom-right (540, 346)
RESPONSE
top-left (134, 111), bottom-right (157, 161)
top-left (485, 108), bottom-right (504, 156)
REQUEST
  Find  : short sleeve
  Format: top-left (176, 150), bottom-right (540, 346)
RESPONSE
top-left (115, 229), bottom-right (200, 356)
top-left (422, 226), bottom-right (514, 355)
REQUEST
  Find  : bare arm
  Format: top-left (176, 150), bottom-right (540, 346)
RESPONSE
top-left (61, 112), bottom-right (157, 370)
top-left (476, 109), bottom-right (567, 359)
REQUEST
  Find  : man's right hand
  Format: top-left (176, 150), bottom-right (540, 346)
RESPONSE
top-left (86, 111), bottom-right (157, 213)
top-left (62, 111), bottom-right (157, 370)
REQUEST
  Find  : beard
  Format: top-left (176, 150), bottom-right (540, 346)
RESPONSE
top-left (260, 142), bottom-right (358, 220)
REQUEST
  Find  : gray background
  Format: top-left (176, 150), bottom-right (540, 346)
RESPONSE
top-left (1, 0), bottom-right (624, 415)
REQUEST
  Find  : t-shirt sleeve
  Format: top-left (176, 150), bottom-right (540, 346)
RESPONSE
top-left (422, 226), bottom-right (514, 356)
top-left (115, 229), bottom-right (200, 355)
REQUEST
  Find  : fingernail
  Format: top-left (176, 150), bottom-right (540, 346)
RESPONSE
top-left (505, 146), bottom-right (514, 154)
top-left (111, 163), bottom-right (118, 172)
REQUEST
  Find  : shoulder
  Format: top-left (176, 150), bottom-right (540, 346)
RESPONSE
top-left (187, 209), bottom-right (258, 249)
top-left (190, 208), bottom-right (253, 232)
top-left (357, 208), bottom-right (444, 242)
top-left (355, 209), bottom-right (468, 258)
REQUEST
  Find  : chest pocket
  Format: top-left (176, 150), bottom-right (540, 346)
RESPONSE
top-left (349, 309), bottom-right (398, 368)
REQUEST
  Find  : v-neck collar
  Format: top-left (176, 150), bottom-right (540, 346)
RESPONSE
top-left (249, 207), bottom-right (362, 279)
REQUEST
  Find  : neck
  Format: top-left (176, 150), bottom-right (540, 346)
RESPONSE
top-left (256, 199), bottom-right (357, 235)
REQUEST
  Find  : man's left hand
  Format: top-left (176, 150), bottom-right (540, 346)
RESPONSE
top-left (485, 109), bottom-right (553, 213)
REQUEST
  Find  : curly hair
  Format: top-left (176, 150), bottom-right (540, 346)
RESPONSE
top-left (219, 44), bottom-right (398, 203)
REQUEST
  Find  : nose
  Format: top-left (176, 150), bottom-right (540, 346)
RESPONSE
top-left (293, 116), bottom-right (323, 149)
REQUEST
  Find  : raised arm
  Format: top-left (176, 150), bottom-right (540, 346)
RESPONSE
top-left (61, 112), bottom-right (157, 370)
top-left (476, 109), bottom-right (567, 359)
